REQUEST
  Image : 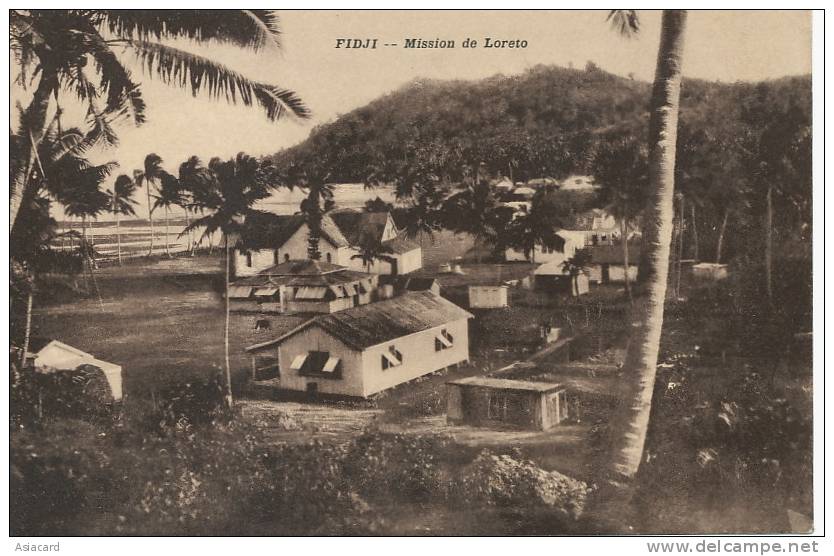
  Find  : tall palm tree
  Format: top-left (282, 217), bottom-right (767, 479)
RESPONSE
top-left (178, 156), bottom-right (208, 255)
top-left (10, 9), bottom-right (310, 232)
top-left (185, 153), bottom-right (272, 409)
top-left (299, 180), bottom-right (335, 261)
top-left (134, 154), bottom-right (165, 257)
top-left (152, 171), bottom-right (185, 258)
top-left (591, 10), bottom-right (689, 529)
top-left (111, 174), bottom-right (139, 264)
top-left (593, 134), bottom-right (649, 301)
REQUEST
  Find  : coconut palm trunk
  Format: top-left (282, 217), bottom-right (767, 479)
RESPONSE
top-left (691, 203), bottom-right (699, 261)
top-left (224, 234), bottom-right (233, 409)
top-left (20, 282), bottom-right (34, 368)
top-left (10, 65), bottom-right (57, 232)
top-left (765, 185), bottom-right (773, 300)
top-left (716, 209), bottom-right (729, 263)
top-left (621, 220), bottom-right (632, 302)
top-left (593, 9), bottom-right (687, 529)
top-left (164, 204), bottom-right (171, 258)
top-left (146, 181), bottom-right (155, 257)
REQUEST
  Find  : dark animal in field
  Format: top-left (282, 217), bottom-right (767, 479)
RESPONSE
top-left (254, 319), bottom-right (271, 331)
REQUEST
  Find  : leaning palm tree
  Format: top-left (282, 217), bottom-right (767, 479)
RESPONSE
top-left (10, 9), bottom-right (310, 232)
top-left (152, 171), bottom-right (185, 258)
top-left (185, 153), bottom-right (272, 409)
top-left (111, 174), bottom-right (139, 264)
top-left (134, 154), bottom-right (166, 257)
top-left (590, 10), bottom-right (689, 529)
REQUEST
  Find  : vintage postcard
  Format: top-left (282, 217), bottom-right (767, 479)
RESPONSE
top-left (8, 7), bottom-right (818, 544)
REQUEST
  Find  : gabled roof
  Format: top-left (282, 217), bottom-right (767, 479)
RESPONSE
top-left (237, 212), bottom-right (349, 250)
top-left (382, 234), bottom-right (420, 254)
top-left (329, 210), bottom-right (391, 245)
top-left (247, 291), bottom-right (472, 352)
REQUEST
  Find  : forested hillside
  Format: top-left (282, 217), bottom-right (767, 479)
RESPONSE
top-left (268, 64), bottom-right (810, 188)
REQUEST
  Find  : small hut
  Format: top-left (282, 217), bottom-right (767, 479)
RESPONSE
top-left (30, 339), bottom-right (123, 401)
top-left (447, 376), bottom-right (568, 430)
top-left (468, 285), bottom-right (509, 309)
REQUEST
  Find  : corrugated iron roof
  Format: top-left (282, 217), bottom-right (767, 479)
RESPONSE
top-left (247, 292), bottom-right (472, 352)
top-left (383, 233), bottom-right (421, 254)
top-left (329, 210), bottom-right (390, 245)
top-left (448, 376), bottom-right (564, 392)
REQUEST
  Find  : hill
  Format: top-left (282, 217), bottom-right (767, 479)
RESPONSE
top-left (267, 64), bottom-right (811, 186)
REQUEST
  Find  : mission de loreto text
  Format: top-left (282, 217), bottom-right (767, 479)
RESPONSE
top-left (335, 37), bottom-right (528, 49)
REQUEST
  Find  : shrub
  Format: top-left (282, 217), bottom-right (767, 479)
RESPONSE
top-left (457, 451), bottom-right (590, 520)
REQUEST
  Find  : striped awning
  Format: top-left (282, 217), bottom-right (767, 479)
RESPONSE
top-left (253, 287), bottom-right (279, 297)
top-left (228, 286), bottom-right (253, 299)
top-left (290, 354), bottom-right (308, 370)
top-left (295, 286), bottom-right (328, 300)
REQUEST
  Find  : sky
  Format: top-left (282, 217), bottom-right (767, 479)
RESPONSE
top-left (11, 10), bottom-right (812, 218)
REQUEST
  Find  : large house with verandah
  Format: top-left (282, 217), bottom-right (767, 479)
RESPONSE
top-left (245, 291), bottom-right (472, 398)
top-left (232, 209), bottom-right (421, 278)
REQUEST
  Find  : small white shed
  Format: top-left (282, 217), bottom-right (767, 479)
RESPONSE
top-left (33, 340), bottom-right (123, 401)
top-left (468, 285), bottom-right (509, 309)
top-left (692, 263), bottom-right (729, 282)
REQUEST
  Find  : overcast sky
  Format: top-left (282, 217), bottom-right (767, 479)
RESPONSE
top-left (12, 10), bottom-right (811, 212)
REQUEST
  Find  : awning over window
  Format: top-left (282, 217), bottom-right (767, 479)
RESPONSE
top-left (436, 333), bottom-right (453, 348)
top-left (321, 356), bottom-right (341, 373)
top-left (253, 287), bottom-right (279, 297)
top-left (290, 354), bottom-right (308, 370)
top-left (295, 286), bottom-right (328, 300)
top-left (381, 350), bottom-right (401, 366)
top-left (329, 285), bottom-right (346, 298)
top-left (342, 283), bottom-right (357, 296)
top-left (228, 286), bottom-right (253, 299)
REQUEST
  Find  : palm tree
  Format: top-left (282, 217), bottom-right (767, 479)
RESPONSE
top-left (134, 154), bottom-right (166, 257)
top-left (111, 174), bottom-right (139, 264)
top-left (299, 179), bottom-right (335, 261)
top-left (591, 10), bottom-right (689, 528)
top-left (561, 248), bottom-right (593, 297)
top-left (442, 168), bottom-right (503, 263)
top-left (593, 134), bottom-right (649, 301)
top-left (351, 237), bottom-right (396, 273)
top-left (506, 187), bottom-right (566, 265)
top-left (178, 156), bottom-right (210, 255)
top-left (152, 171), bottom-right (185, 258)
top-left (10, 9), bottom-right (310, 232)
top-left (185, 153), bottom-right (272, 409)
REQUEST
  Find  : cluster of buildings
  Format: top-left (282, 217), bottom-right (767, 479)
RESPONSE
top-left (497, 174), bottom-right (641, 292)
top-left (231, 208), bottom-right (472, 398)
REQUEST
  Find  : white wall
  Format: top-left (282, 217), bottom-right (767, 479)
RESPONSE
top-left (360, 318), bottom-right (470, 397)
top-left (276, 326), bottom-right (366, 397)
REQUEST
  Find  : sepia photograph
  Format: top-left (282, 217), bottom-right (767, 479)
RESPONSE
top-left (7, 7), bottom-right (820, 542)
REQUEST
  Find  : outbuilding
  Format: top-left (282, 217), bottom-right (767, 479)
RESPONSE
top-left (446, 376), bottom-right (568, 430)
top-left (246, 291), bottom-right (473, 398)
top-left (468, 285), bottom-right (509, 308)
top-left (30, 339), bottom-right (123, 401)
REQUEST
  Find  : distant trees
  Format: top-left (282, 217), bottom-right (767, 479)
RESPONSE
top-left (111, 174), bottom-right (139, 264)
top-left (152, 171), bottom-right (186, 258)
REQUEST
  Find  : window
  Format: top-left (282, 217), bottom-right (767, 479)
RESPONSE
top-left (273, 250), bottom-right (279, 265)
top-left (381, 345), bottom-right (403, 370)
top-left (292, 350), bottom-right (342, 379)
top-left (284, 253), bottom-right (290, 262)
top-left (326, 252), bottom-right (332, 263)
top-left (245, 252), bottom-right (253, 267)
top-left (435, 329), bottom-right (454, 351)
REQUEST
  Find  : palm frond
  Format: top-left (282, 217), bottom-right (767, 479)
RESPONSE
top-left (101, 10), bottom-right (282, 51)
top-left (607, 10), bottom-right (640, 38)
top-left (127, 40), bottom-right (310, 121)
